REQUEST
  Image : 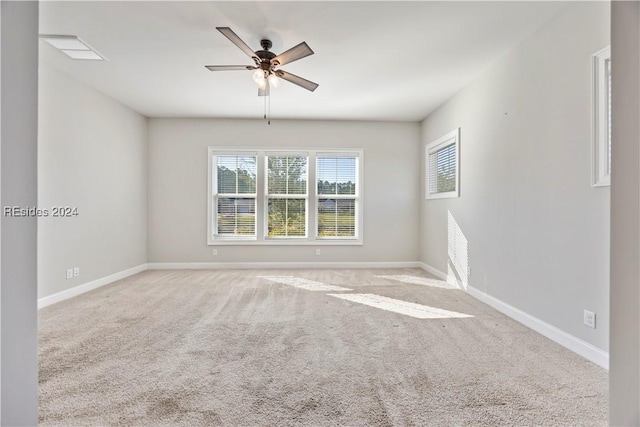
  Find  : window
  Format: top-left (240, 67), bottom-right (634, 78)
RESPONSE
top-left (208, 148), bottom-right (363, 245)
top-left (317, 155), bottom-right (358, 238)
top-left (212, 154), bottom-right (257, 238)
top-left (266, 155), bottom-right (308, 238)
top-left (426, 128), bottom-right (460, 199)
top-left (592, 46), bottom-right (611, 187)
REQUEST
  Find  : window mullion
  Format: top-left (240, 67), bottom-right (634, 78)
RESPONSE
top-left (308, 152), bottom-right (317, 240)
top-left (256, 150), bottom-right (266, 240)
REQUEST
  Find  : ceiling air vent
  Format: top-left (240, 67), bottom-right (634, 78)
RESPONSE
top-left (40, 35), bottom-right (106, 61)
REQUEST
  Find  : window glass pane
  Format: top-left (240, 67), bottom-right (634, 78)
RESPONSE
top-left (267, 156), bottom-right (307, 195)
top-left (217, 155), bottom-right (256, 194)
top-left (429, 142), bottom-right (456, 194)
top-left (268, 199), bottom-right (306, 237)
top-left (318, 198), bottom-right (355, 237)
top-left (217, 197), bottom-right (255, 236)
top-left (317, 157), bottom-right (356, 195)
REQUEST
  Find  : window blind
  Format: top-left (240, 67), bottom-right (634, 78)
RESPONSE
top-left (215, 155), bottom-right (257, 236)
top-left (428, 142), bottom-right (456, 194)
top-left (267, 155), bottom-right (308, 237)
top-left (317, 156), bottom-right (358, 237)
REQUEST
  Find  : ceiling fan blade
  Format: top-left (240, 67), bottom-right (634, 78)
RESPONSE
top-left (216, 27), bottom-right (258, 60)
top-left (205, 65), bottom-right (256, 71)
top-left (272, 42), bottom-right (314, 66)
top-left (275, 70), bottom-right (319, 92)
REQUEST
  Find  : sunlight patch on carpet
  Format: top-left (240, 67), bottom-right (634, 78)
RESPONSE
top-left (259, 276), bottom-right (352, 292)
top-left (328, 293), bottom-right (473, 319)
top-left (376, 275), bottom-right (459, 290)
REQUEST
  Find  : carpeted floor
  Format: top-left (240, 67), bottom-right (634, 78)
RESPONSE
top-left (39, 269), bottom-right (608, 426)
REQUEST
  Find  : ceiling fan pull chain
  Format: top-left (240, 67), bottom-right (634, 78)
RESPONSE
top-left (268, 91), bottom-right (271, 125)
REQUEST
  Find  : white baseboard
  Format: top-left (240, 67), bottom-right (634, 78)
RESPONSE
top-left (147, 261), bottom-right (422, 270)
top-left (38, 263), bottom-right (148, 309)
top-left (419, 262), bottom-right (609, 370)
top-left (419, 262), bottom-right (448, 280)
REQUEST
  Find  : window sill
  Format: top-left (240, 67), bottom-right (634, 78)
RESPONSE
top-left (208, 239), bottom-right (363, 246)
top-left (426, 191), bottom-right (459, 200)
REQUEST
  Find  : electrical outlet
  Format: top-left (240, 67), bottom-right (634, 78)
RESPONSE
top-left (73, 267), bottom-right (80, 277)
top-left (212, 248), bottom-right (218, 256)
top-left (315, 249), bottom-right (321, 256)
top-left (584, 310), bottom-right (596, 329)
top-left (66, 268), bottom-right (73, 280)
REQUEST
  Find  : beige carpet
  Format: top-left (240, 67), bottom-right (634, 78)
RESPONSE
top-left (39, 269), bottom-right (607, 426)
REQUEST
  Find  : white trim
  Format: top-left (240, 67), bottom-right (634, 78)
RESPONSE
top-left (209, 239), bottom-right (363, 246)
top-left (315, 152), bottom-right (364, 243)
top-left (37, 264), bottom-right (148, 309)
top-left (419, 262), bottom-right (609, 369)
top-left (466, 285), bottom-right (609, 369)
top-left (419, 262), bottom-right (448, 280)
top-left (264, 154), bottom-right (310, 239)
top-left (147, 261), bottom-right (421, 270)
top-left (591, 45), bottom-right (611, 187)
top-left (425, 128), bottom-right (460, 199)
top-left (208, 149), bottom-right (258, 244)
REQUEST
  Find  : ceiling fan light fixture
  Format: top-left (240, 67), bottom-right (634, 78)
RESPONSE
top-left (252, 69), bottom-right (267, 88)
top-left (267, 73), bottom-right (280, 89)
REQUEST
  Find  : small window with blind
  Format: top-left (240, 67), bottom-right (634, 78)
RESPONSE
top-left (426, 128), bottom-right (460, 199)
top-left (208, 148), bottom-right (363, 245)
top-left (592, 46), bottom-right (611, 187)
top-left (317, 155), bottom-right (359, 238)
top-left (211, 153), bottom-right (257, 239)
top-left (266, 154), bottom-right (308, 238)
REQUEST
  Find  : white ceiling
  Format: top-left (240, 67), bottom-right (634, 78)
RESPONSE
top-left (39, 1), bottom-right (569, 121)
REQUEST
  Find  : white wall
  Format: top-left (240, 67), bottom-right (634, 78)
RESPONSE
top-left (609, 1), bottom-right (640, 424)
top-left (420, 2), bottom-right (610, 352)
top-left (1, 1), bottom-right (39, 424)
top-left (38, 64), bottom-right (147, 299)
top-left (148, 119), bottom-right (420, 264)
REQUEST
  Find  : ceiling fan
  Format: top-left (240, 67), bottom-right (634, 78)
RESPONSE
top-left (205, 27), bottom-right (319, 96)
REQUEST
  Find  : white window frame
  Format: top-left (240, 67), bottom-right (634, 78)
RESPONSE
top-left (208, 150), bottom-right (258, 242)
top-left (592, 46), bottom-right (611, 187)
top-left (208, 147), bottom-right (363, 245)
top-left (264, 152), bottom-right (309, 240)
top-left (425, 128), bottom-right (460, 200)
top-left (315, 152), bottom-right (361, 241)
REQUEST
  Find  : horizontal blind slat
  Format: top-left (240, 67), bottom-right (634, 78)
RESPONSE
top-left (216, 155), bottom-right (257, 194)
top-left (317, 156), bottom-right (357, 195)
top-left (429, 142), bottom-right (456, 194)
